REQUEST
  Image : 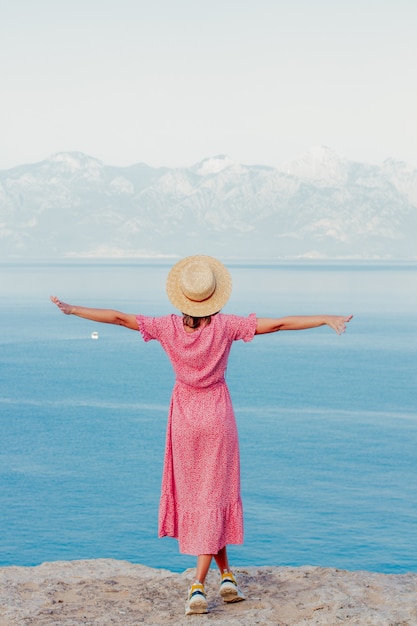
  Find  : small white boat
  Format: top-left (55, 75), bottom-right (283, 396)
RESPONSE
top-left (91, 331), bottom-right (99, 340)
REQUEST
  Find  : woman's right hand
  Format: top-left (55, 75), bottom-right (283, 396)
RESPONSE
top-left (325, 315), bottom-right (353, 335)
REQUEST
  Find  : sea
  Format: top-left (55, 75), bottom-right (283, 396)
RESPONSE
top-left (1, 259), bottom-right (416, 574)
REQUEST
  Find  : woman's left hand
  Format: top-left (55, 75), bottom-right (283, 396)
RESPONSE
top-left (50, 296), bottom-right (73, 315)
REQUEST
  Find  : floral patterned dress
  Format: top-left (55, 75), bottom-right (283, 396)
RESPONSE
top-left (136, 312), bottom-right (257, 556)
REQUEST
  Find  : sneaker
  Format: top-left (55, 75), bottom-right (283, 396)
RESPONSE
top-left (220, 571), bottom-right (245, 603)
top-left (185, 582), bottom-right (208, 616)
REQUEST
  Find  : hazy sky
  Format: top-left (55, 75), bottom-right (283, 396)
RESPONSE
top-left (2, 0), bottom-right (416, 170)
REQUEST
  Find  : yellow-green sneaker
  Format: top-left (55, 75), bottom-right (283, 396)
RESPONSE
top-left (185, 582), bottom-right (208, 615)
top-left (220, 571), bottom-right (245, 603)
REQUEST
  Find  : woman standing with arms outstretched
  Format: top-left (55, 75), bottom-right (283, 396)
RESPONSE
top-left (51, 254), bottom-right (352, 616)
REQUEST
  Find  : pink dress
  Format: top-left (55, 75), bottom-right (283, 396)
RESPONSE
top-left (136, 312), bottom-right (257, 556)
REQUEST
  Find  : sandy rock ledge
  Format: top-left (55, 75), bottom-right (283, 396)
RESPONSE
top-left (0, 559), bottom-right (416, 625)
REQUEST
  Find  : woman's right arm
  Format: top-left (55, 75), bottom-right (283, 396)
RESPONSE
top-left (50, 296), bottom-right (139, 330)
top-left (255, 314), bottom-right (353, 335)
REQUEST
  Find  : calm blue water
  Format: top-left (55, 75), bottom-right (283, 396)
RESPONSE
top-left (1, 260), bottom-right (417, 574)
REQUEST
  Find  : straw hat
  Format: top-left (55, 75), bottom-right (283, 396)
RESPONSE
top-left (166, 255), bottom-right (232, 316)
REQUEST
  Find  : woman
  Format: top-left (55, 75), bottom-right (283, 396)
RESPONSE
top-left (51, 254), bottom-right (352, 616)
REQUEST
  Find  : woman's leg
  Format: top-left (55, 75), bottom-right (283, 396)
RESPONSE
top-left (213, 545), bottom-right (230, 572)
top-left (195, 554), bottom-right (213, 584)
top-left (215, 546), bottom-right (245, 602)
top-left (195, 546), bottom-right (229, 582)
top-left (186, 556), bottom-right (211, 615)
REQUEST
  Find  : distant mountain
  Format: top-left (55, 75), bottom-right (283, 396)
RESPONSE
top-left (1, 147), bottom-right (416, 259)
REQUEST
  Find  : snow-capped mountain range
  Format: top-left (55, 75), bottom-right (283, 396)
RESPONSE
top-left (1, 146), bottom-right (417, 259)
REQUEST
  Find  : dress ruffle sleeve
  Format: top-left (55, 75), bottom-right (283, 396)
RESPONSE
top-left (136, 315), bottom-right (163, 342)
top-left (228, 312), bottom-right (257, 342)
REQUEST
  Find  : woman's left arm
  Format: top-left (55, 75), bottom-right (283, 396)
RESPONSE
top-left (50, 296), bottom-right (139, 330)
top-left (255, 314), bottom-right (353, 335)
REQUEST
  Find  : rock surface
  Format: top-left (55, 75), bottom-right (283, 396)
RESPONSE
top-left (1, 559), bottom-right (416, 625)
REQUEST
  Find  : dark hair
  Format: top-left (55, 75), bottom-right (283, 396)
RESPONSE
top-left (182, 313), bottom-right (213, 329)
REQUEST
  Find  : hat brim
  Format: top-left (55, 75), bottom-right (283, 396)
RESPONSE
top-left (166, 255), bottom-right (232, 316)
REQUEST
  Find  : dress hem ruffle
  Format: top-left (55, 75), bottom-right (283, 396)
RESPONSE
top-left (158, 496), bottom-right (244, 556)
